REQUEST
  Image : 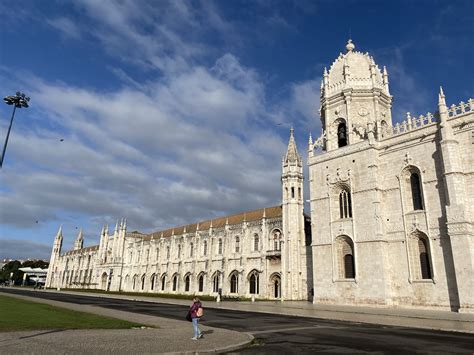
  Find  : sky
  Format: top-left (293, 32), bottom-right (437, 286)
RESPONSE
top-left (0, 0), bottom-right (473, 260)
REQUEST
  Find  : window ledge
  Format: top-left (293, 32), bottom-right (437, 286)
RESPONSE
top-left (411, 279), bottom-right (434, 284)
top-left (334, 278), bottom-right (356, 283)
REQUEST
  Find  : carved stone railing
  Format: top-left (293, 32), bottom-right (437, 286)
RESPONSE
top-left (448, 99), bottom-right (474, 118)
top-left (387, 111), bottom-right (438, 136)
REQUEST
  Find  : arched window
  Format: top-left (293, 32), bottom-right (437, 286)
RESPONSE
top-left (150, 274), bottom-right (156, 291)
top-left (338, 122), bottom-right (348, 147)
top-left (177, 244), bottom-right (181, 259)
top-left (410, 233), bottom-right (433, 280)
top-left (291, 187), bottom-right (295, 198)
top-left (166, 246), bottom-right (170, 259)
top-left (230, 273), bottom-right (238, 293)
top-left (418, 239), bottom-right (432, 279)
top-left (190, 243), bottom-right (194, 258)
top-left (273, 230), bottom-right (281, 251)
top-left (161, 275), bottom-right (166, 291)
top-left (185, 275), bottom-right (190, 292)
top-left (146, 249), bottom-right (149, 262)
top-left (336, 236), bottom-right (355, 279)
top-left (213, 273), bottom-right (220, 293)
top-left (235, 236), bottom-right (240, 253)
top-left (339, 189), bottom-right (352, 219)
top-left (203, 240), bottom-right (208, 256)
top-left (410, 172), bottom-right (424, 210)
top-left (344, 254), bottom-right (355, 278)
top-left (172, 275), bottom-right (178, 291)
top-left (253, 234), bottom-right (259, 252)
top-left (198, 275), bottom-right (204, 292)
top-left (249, 271), bottom-right (259, 294)
top-left (218, 239), bottom-right (223, 255)
top-left (141, 274), bottom-right (146, 290)
top-left (132, 275), bottom-right (138, 290)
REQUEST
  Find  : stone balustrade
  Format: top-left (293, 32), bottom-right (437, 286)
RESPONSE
top-left (448, 98), bottom-right (474, 118)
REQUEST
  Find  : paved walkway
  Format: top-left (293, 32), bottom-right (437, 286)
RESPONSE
top-left (2, 288), bottom-right (473, 354)
top-left (44, 288), bottom-right (474, 333)
top-left (0, 291), bottom-right (253, 354)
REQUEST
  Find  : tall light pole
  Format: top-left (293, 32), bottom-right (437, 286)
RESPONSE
top-left (1, 92), bottom-right (30, 169)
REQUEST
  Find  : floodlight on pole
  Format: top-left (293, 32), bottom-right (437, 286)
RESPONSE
top-left (1, 92), bottom-right (30, 168)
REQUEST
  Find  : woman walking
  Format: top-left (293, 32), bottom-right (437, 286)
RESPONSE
top-left (189, 297), bottom-right (203, 340)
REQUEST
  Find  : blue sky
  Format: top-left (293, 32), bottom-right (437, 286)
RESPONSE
top-left (0, 0), bottom-right (473, 260)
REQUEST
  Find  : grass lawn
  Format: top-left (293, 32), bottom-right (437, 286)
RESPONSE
top-left (0, 294), bottom-right (145, 332)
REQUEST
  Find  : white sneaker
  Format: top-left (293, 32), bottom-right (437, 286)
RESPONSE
top-left (191, 337), bottom-right (198, 340)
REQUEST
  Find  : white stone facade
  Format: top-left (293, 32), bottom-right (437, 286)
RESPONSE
top-left (47, 40), bottom-right (473, 312)
top-left (308, 40), bottom-right (473, 312)
top-left (46, 134), bottom-right (312, 301)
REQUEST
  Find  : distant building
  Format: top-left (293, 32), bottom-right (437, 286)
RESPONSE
top-left (46, 135), bottom-right (313, 300)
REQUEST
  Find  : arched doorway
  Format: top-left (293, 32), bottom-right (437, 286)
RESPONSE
top-left (101, 272), bottom-right (108, 290)
top-left (269, 273), bottom-right (281, 299)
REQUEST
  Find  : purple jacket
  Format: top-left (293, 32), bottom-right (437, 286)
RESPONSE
top-left (190, 301), bottom-right (202, 319)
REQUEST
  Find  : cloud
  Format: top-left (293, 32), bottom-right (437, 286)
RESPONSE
top-left (0, 239), bottom-right (51, 260)
top-left (46, 17), bottom-right (82, 39)
top-left (0, 52), bottom-right (287, 234)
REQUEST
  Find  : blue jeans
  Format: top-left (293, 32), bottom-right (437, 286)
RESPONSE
top-left (192, 317), bottom-right (201, 338)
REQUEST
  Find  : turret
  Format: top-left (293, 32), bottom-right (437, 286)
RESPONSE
top-left (281, 128), bottom-right (307, 300)
top-left (46, 225), bottom-right (63, 288)
top-left (74, 228), bottom-right (84, 250)
top-left (320, 39), bottom-right (393, 151)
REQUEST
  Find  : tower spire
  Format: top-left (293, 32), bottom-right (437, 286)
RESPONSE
top-left (284, 127), bottom-right (301, 165)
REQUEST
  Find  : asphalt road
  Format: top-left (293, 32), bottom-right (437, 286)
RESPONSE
top-left (2, 288), bottom-right (473, 354)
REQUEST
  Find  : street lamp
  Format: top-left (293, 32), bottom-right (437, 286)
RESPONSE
top-left (1, 92), bottom-right (30, 168)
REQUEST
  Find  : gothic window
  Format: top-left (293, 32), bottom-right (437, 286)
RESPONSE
top-left (249, 271), bottom-right (259, 294)
top-left (235, 236), bottom-right (240, 253)
top-left (409, 232), bottom-right (433, 280)
top-left (172, 275), bottom-right (178, 291)
top-left (218, 238), bottom-right (223, 255)
top-left (190, 243), bottom-right (194, 258)
top-left (156, 248), bottom-right (159, 261)
top-left (177, 244), bottom-right (181, 258)
top-left (213, 273), bottom-right (220, 293)
top-left (150, 274), bottom-right (156, 291)
top-left (203, 240), bottom-right (208, 256)
top-left (410, 173), bottom-right (424, 210)
top-left (272, 230), bottom-right (282, 251)
top-left (161, 275), bottom-right (166, 291)
top-left (133, 274), bottom-right (138, 290)
top-left (230, 273), bottom-right (238, 293)
top-left (291, 187), bottom-right (295, 199)
top-left (185, 275), bottom-right (190, 292)
top-left (339, 189), bottom-right (352, 219)
top-left (141, 274), bottom-right (146, 290)
top-left (166, 246), bottom-right (170, 259)
top-left (198, 275), bottom-right (204, 292)
top-left (419, 239), bottom-right (432, 279)
top-left (253, 234), bottom-right (259, 252)
top-left (146, 249), bottom-right (149, 262)
top-left (338, 122), bottom-right (348, 147)
top-left (336, 236), bottom-right (355, 279)
top-left (298, 187), bottom-right (301, 199)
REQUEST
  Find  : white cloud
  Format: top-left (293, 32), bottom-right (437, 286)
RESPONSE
top-left (46, 17), bottom-right (82, 39)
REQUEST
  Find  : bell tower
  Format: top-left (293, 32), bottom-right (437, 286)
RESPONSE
top-left (320, 40), bottom-right (393, 151)
top-left (281, 128), bottom-right (307, 300)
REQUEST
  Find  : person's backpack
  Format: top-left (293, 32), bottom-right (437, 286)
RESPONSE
top-left (197, 307), bottom-right (204, 317)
